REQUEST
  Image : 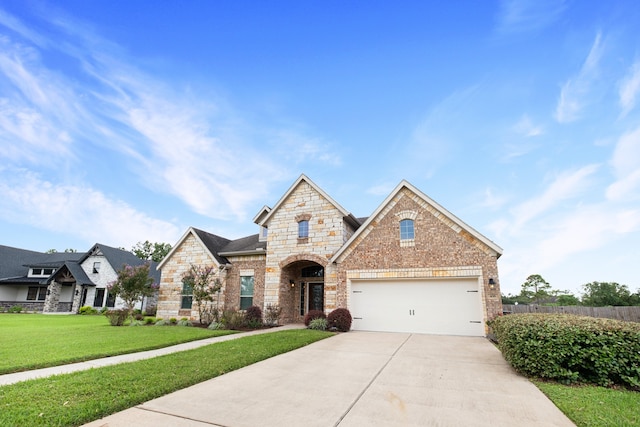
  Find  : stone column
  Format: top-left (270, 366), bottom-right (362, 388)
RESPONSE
top-left (43, 281), bottom-right (62, 313)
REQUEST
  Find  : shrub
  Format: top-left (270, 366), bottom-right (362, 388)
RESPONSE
top-left (104, 309), bottom-right (128, 326)
top-left (488, 313), bottom-right (640, 389)
top-left (327, 308), bottom-right (352, 332)
top-left (144, 305), bottom-right (157, 317)
top-left (308, 318), bottom-right (328, 331)
top-left (154, 319), bottom-right (168, 326)
top-left (78, 306), bottom-right (98, 315)
top-left (144, 316), bottom-right (156, 325)
top-left (245, 305), bottom-right (263, 328)
top-left (134, 313), bottom-right (144, 321)
top-left (177, 319), bottom-right (193, 327)
top-left (304, 310), bottom-right (326, 326)
top-left (8, 305), bottom-right (23, 313)
top-left (169, 317), bottom-right (178, 325)
top-left (264, 303), bottom-right (282, 326)
top-left (208, 321), bottom-right (223, 330)
top-left (221, 310), bottom-right (245, 330)
top-left (129, 320), bottom-right (144, 326)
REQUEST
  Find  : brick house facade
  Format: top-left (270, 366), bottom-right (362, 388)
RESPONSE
top-left (157, 175), bottom-right (503, 336)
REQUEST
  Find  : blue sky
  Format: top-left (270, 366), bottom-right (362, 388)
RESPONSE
top-left (1, 0), bottom-right (639, 297)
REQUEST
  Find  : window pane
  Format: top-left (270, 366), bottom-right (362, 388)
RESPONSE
top-left (181, 296), bottom-right (193, 309)
top-left (298, 220), bottom-right (309, 238)
top-left (106, 292), bottom-right (116, 308)
top-left (400, 219), bottom-right (415, 240)
top-left (240, 296), bottom-right (253, 310)
top-left (43, 268), bottom-right (54, 275)
top-left (27, 287), bottom-right (38, 300)
top-left (240, 276), bottom-right (254, 296)
top-left (37, 287), bottom-right (47, 301)
top-left (93, 289), bottom-right (105, 307)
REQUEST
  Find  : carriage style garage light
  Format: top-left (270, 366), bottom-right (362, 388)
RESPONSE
top-left (290, 279), bottom-right (295, 288)
top-left (488, 278), bottom-right (496, 290)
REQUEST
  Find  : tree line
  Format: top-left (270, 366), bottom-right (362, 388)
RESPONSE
top-left (502, 274), bottom-right (640, 307)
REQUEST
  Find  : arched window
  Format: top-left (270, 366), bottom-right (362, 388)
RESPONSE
top-left (298, 220), bottom-right (309, 238)
top-left (400, 219), bottom-right (414, 240)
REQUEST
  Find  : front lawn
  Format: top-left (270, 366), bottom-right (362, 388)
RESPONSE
top-left (534, 381), bottom-right (640, 427)
top-left (0, 329), bottom-right (332, 427)
top-left (0, 314), bottom-right (236, 374)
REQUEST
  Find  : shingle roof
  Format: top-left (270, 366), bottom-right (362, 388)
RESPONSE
top-left (219, 234), bottom-right (266, 254)
top-left (191, 228), bottom-right (232, 265)
top-left (0, 245), bottom-right (83, 285)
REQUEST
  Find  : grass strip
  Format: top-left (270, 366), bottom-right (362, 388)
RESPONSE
top-left (534, 380), bottom-right (640, 427)
top-left (0, 314), bottom-right (236, 374)
top-left (0, 329), bottom-right (332, 427)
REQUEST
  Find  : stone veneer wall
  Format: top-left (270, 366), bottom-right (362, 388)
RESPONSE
top-left (263, 181), bottom-right (356, 314)
top-left (335, 188), bottom-right (502, 323)
top-left (157, 233), bottom-right (225, 321)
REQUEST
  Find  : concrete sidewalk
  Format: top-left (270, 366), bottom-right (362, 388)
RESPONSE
top-left (0, 324), bottom-right (304, 387)
top-left (84, 332), bottom-right (575, 427)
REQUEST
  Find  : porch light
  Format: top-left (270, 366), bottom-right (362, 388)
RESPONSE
top-left (289, 279), bottom-right (295, 288)
top-left (75, 289), bottom-right (79, 296)
top-left (488, 278), bottom-right (496, 290)
top-left (46, 289), bottom-right (50, 296)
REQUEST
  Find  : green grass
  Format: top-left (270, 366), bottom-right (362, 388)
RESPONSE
top-left (0, 314), bottom-right (236, 374)
top-left (0, 329), bottom-right (332, 427)
top-left (534, 381), bottom-right (640, 427)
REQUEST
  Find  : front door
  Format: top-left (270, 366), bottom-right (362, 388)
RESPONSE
top-left (309, 283), bottom-right (324, 312)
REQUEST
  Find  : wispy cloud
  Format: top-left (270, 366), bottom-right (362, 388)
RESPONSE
top-left (513, 114), bottom-right (543, 137)
top-left (511, 164), bottom-right (600, 228)
top-left (0, 8), bottom-right (339, 224)
top-left (619, 60), bottom-right (640, 118)
top-left (495, 0), bottom-right (567, 35)
top-left (0, 168), bottom-right (181, 247)
top-left (555, 32), bottom-right (604, 123)
top-left (606, 126), bottom-right (640, 201)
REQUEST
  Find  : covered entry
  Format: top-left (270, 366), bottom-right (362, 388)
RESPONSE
top-left (350, 278), bottom-right (484, 336)
top-left (280, 260), bottom-right (325, 322)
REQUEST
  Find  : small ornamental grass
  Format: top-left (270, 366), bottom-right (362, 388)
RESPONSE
top-left (304, 310), bottom-right (326, 326)
top-left (308, 317), bottom-right (328, 331)
top-left (488, 313), bottom-right (640, 389)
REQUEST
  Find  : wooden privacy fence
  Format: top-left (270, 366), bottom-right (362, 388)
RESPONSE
top-left (502, 304), bottom-right (640, 323)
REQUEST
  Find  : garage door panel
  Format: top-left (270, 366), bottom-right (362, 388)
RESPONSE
top-left (350, 279), bottom-right (484, 336)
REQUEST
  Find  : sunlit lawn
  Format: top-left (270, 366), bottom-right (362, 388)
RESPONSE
top-left (0, 314), bottom-right (236, 374)
top-left (0, 329), bottom-right (332, 427)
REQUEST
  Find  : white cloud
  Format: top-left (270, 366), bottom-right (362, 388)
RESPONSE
top-left (0, 168), bottom-right (182, 248)
top-left (511, 164), bottom-right (600, 228)
top-left (495, 0), bottom-right (567, 34)
top-left (366, 182), bottom-right (395, 197)
top-left (606, 126), bottom-right (640, 201)
top-left (555, 32), bottom-right (604, 123)
top-left (619, 60), bottom-right (640, 117)
top-left (513, 114), bottom-right (543, 137)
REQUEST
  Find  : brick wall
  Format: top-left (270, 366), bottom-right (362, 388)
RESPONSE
top-left (336, 188), bottom-right (502, 322)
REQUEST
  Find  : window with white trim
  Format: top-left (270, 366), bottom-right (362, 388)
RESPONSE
top-left (400, 219), bottom-right (415, 240)
top-left (181, 281), bottom-right (193, 309)
top-left (298, 220), bottom-right (309, 238)
top-left (240, 276), bottom-right (254, 310)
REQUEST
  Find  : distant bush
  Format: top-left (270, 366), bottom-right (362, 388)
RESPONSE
top-left (78, 306), bottom-right (98, 315)
top-left (208, 321), bottom-right (222, 330)
top-left (177, 318), bottom-right (193, 327)
top-left (8, 305), bottom-right (23, 313)
top-left (304, 310), bottom-right (326, 326)
top-left (104, 309), bottom-right (128, 326)
top-left (154, 319), bottom-right (168, 326)
top-left (144, 316), bottom-right (156, 325)
top-left (264, 303), bottom-right (282, 326)
top-left (144, 305), bottom-right (157, 317)
top-left (129, 320), bottom-right (144, 326)
top-left (488, 313), bottom-right (640, 389)
top-left (221, 310), bottom-right (245, 330)
top-left (308, 318), bottom-right (328, 331)
top-left (245, 305), bottom-right (263, 328)
top-left (327, 308), bottom-right (352, 332)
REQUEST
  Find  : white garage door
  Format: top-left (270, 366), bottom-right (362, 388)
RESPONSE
top-left (350, 278), bottom-right (484, 336)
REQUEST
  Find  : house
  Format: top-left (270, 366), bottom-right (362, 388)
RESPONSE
top-left (157, 175), bottom-right (503, 336)
top-left (0, 243), bottom-right (160, 314)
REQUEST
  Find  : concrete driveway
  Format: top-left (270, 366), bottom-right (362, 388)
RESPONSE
top-left (86, 332), bottom-right (574, 427)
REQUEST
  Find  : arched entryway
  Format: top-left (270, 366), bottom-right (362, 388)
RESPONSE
top-left (279, 257), bottom-right (326, 323)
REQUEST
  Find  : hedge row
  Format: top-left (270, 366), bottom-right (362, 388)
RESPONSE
top-left (488, 313), bottom-right (640, 389)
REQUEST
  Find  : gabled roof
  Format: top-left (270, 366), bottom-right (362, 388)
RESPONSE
top-left (79, 243), bottom-right (146, 271)
top-left (331, 180), bottom-right (503, 263)
top-left (157, 227), bottom-right (232, 270)
top-left (219, 234), bottom-right (267, 256)
top-left (48, 261), bottom-right (95, 286)
top-left (0, 245), bottom-right (83, 285)
top-left (256, 174), bottom-right (360, 229)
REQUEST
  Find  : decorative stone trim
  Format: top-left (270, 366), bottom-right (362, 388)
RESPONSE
top-left (279, 253), bottom-right (328, 268)
top-left (295, 213), bottom-right (312, 222)
top-left (395, 209), bottom-right (418, 220)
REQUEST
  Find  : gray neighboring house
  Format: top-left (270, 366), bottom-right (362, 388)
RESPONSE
top-left (0, 243), bottom-right (160, 313)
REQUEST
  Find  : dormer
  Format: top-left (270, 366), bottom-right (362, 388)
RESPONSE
top-left (253, 205), bottom-right (272, 242)
top-left (28, 267), bottom-right (55, 278)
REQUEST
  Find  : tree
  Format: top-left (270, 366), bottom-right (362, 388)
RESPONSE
top-left (45, 248), bottom-right (77, 253)
top-left (555, 294), bottom-right (580, 306)
top-left (581, 281), bottom-right (633, 307)
top-left (181, 265), bottom-right (223, 325)
top-left (132, 241), bottom-right (172, 262)
top-left (107, 263), bottom-right (157, 318)
top-left (520, 274), bottom-right (551, 304)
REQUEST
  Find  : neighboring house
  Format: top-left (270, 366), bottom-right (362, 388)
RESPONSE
top-left (0, 243), bottom-right (160, 313)
top-left (158, 175), bottom-right (503, 336)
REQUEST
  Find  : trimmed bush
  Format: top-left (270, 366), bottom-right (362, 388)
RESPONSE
top-left (304, 310), bottom-right (326, 326)
top-left (8, 305), bottom-right (23, 313)
top-left (308, 318), bottom-right (328, 331)
top-left (221, 310), bottom-right (246, 330)
top-left (245, 305), bottom-right (263, 327)
top-left (104, 309), bottom-right (128, 326)
top-left (177, 319), bottom-right (193, 327)
top-left (327, 308), bottom-right (352, 332)
top-left (488, 313), bottom-right (640, 389)
top-left (154, 319), bottom-right (168, 326)
top-left (78, 306), bottom-right (98, 315)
